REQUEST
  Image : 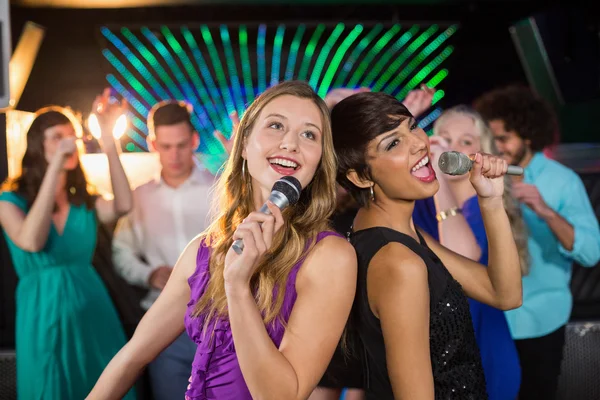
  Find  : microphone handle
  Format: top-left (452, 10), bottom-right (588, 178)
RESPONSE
top-left (506, 165), bottom-right (524, 176)
top-left (231, 191), bottom-right (289, 255)
top-left (466, 160), bottom-right (524, 176)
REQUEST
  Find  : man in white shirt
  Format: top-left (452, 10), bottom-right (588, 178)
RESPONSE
top-left (112, 101), bottom-right (219, 400)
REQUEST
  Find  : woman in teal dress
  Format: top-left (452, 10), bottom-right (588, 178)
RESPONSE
top-left (0, 92), bottom-right (136, 400)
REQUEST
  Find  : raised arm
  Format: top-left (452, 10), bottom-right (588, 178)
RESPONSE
top-left (425, 153), bottom-right (522, 310)
top-left (93, 89), bottom-right (133, 224)
top-left (86, 235), bottom-right (199, 400)
top-left (223, 203), bottom-right (357, 400)
top-left (370, 243), bottom-right (435, 400)
top-left (0, 138), bottom-right (76, 252)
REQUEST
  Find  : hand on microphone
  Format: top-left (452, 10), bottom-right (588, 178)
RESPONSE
top-left (224, 201), bottom-right (284, 293)
top-left (469, 153), bottom-right (508, 201)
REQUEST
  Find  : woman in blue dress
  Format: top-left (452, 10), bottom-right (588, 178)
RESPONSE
top-left (413, 105), bottom-right (529, 400)
top-left (0, 92), bottom-right (136, 400)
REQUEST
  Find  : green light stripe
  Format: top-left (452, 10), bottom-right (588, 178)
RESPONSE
top-left (238, 25), bottom-right (255, 105)
top-left (317, 24), bottom-right (363, 97)
top-left (257, 24), bottom-right (267, 92)
top-left (396, 47), bottom-right (453, 98)
top-left (297, 24), bottom-right (326, 81)
top-left (200, 25), bottom-right (236, 114)
top-left (284, 25), bottom-right (306, 81)
top-left (374, 25), bottom-right (439, 92)
top-left (382, 27), bottom-right (456, 93)
top-left (346, 24), bottom-right (402, 88)
top-left (141, 27), bottom-right (209, 131)
top-left (103, 50), bottom-right (156, 108)
top-left (308, 23), bottom-right (345, 89)
top-left (181, 27), bottom-right (229, 119)
top-left (360, 25), bottom-right (419, 88)
top-left (271, 25), bottom-right (285, 86)
top-left (332, 24), bottom-right (384, 88)
top-left (220, 25), bottom-right (245, 117)
top-left (102, 27), bottom-right (170, 100)
top-left (121, 27), bottom-right (185, 100)
top-left (163, 26), bottom-right (223, 132)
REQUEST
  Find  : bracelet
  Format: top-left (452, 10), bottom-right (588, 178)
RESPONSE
top-left (436, 207), bottom-right (462, 222)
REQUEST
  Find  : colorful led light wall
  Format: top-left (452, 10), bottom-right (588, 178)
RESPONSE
top-left (100, 23), bottom-right (457, 165)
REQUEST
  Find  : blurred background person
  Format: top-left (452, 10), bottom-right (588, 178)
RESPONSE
top-left (474, 86), bottom-right (600, 400)
top-left (111, 100), bottom-right (226, 399)
top-left (0, 92), bottom-right (136, 400)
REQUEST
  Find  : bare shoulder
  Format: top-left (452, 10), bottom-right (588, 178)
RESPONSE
top-left (368, 242), bottom-right (429, 318)
top-left (369, 242), bottom-right (428, 285)
top-left (174, 234), bottom-right (206, 279)
top-left (0, 197), bottom-right (26, 233)
top-left (0, 198), bottom-right (23, 215)
top-left (296, 234), bottom-right (357, 292)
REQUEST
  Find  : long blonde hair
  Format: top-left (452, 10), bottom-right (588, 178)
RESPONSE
top-left (434, 105), bottom-right (530, 275)
top-left (193, 81), bottom-right (338, 326)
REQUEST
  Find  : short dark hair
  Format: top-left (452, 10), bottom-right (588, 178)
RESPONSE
top-left (147, 100), bottom-right (194, 139)
top-left (331, 91), bottom-right (412, 207)
top-left (473, 85), bottom-right (558, 152)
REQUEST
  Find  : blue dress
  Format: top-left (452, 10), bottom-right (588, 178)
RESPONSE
top-left (0, 191), bottom-right (136, 400)
top-left (413, 196), bottom-right (521, 400)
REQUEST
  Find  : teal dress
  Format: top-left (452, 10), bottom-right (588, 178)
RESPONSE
top-left (0, 191), bottom-right (135, 400)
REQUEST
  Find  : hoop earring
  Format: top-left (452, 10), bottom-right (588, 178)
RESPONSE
top-left (369, 185), bottom-right (375, 201)
top-left (241, 159), bottom-right (246, 179)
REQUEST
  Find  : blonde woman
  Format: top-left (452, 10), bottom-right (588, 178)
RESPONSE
top-left (86, 81), bottom-right (357, 400)
top-left (413, 104), bottom-right (528, 400)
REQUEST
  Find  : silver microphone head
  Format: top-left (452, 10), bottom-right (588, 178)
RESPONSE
top-left (438, 151), bottom-right (472, 176)
top-left (231, 176), bottom-right (303, 255)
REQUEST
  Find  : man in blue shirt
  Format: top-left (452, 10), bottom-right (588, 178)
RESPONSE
top-left (474, 86), bottom-right (600, 400)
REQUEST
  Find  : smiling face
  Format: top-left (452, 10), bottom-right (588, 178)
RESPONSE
top-left (242, 95), bottom-right (324, 199)
top-left (488, 119), bottom-right (531, 166)
top-left (359, 116), bottom-right (439, 202)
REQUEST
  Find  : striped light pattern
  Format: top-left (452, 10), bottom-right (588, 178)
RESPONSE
top-left (100, 23), bottom-right (457, 169)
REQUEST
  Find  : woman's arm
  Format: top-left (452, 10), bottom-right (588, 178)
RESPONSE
top-left (86, 236), bottom-right (199, 400)
top-left (425, 153), bottom-right (522, 310)
top-left (93, 90), bottom-right (133, 224)
top-left (95, 135), bottom-right (132, 223)
top-left (0, 138), bottom-right (75, 252)
top-left (370, 243), bottom-right (435, 399)
top-left (226, 235), bottom-right (357, 400)
top-left (433, 180), bottom-right (482, 261)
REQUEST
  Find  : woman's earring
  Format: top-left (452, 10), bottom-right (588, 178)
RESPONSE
top-left (241, 159), bottom-right (246, 179)
top-left (369, 185), bottom-right (375, 201)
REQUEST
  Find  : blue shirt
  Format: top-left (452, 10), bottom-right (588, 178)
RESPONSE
top-left (504, 152), bottom-right (600, 340)
top-left (414, 197), bottom-right (521, 400)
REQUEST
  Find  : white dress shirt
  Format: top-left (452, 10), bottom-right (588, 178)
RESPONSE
top-left (112, 162), bottom-right (215, 309)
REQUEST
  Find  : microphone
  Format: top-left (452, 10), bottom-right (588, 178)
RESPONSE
top-left (438, 151), bottom-right (523, 176)
top-left (231, 176), bottom-right (302, 255)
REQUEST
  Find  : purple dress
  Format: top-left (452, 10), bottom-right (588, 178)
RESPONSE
top-left (184, 231), bottom-right (340, 399)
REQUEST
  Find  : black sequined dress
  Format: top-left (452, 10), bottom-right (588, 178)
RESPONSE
top-left (350, 227), bottom-right (488, 400)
